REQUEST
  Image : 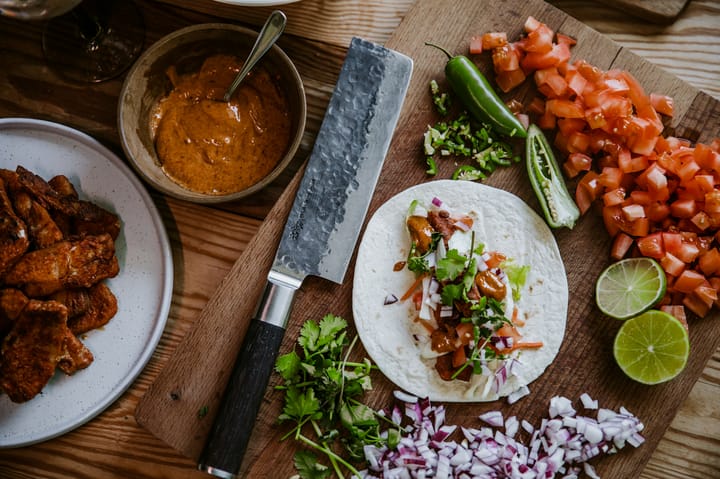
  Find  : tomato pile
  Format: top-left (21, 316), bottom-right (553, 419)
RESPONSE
top-left (471, 17), bottom-right (720, 321)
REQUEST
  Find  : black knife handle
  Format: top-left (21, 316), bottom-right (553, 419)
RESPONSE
top-left (198, 317), bottom-right (286, 478)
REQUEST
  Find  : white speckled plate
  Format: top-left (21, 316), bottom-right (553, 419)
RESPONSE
top-left (0, 118), bottom-right (173, 448)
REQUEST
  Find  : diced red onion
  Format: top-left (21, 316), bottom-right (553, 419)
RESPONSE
top-left (479, 410), bottom-right (504, 428)
top-left (431, 197), bottom-right (443, 207)
top-left (580, 393), bottom-right (598, 410)
top-left (384, 294), bottom-right (399, 305)
top-left (394, 390), bottom-right (419, 404)
top-left (359, 393), bottom-right (645, 479)
top-left (453, 220), bottom-right (470, 232)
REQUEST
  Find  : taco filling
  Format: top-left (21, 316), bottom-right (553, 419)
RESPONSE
top-left (353, 180), bottom-right (567, 402)
top-left (400, 197), bottom-right (541, 396)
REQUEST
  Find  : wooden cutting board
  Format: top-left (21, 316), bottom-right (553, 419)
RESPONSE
top-left (596, 0), bottom-right (690, 24)
top-left (136, 0), bottom-right (720, 477)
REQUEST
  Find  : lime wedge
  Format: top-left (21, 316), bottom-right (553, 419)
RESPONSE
top-left (595, 257), bottom-right (667, 320)
top-left (613, 310), bottom-right (690, 384)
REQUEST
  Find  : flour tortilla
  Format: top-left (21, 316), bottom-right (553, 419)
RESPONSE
top-left (352, 180), bottom-right (568, 402)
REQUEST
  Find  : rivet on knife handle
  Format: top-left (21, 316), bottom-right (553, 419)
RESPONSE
top-left (197, 37), bottom-right (413, 478)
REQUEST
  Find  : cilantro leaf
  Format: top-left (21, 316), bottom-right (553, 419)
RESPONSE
top-left (319, 314), bottom-right (347, 343)
top-left (441, 282), bottom-right (464, 306)
top-left (293, 450), bottom-right (331, 479)
top-left (298, 320), bottom-right (321, 352)
top-left (279, 387), bottom-right (320, 423)
top-left (275, 350), bottom-right (302, 381)
top-left (436, 249), bottom-right (468, 281)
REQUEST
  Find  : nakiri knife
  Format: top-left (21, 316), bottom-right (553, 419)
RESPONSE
top-left (197, 37), bottom-right (413, 478)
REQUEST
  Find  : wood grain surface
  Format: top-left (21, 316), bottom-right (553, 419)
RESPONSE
top-left (0, 0), bottom-right (718, 478)
top-left (593, 0), bottom-right (690, 24)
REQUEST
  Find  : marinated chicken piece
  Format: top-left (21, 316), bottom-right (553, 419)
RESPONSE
top-left (11, 191), bottom-right (64, 249)
top-left (0, 288), bottom-right (28, 338)
top-left (68, 282), bottom-right (118, 335)
top-left (2, 234), bottom-right (119, 297)
top-left (407, 215), bottom-right (435, 254)
top-left (57, 329), bottom-right (93, 375)
top-left (48, 175), bottom-right (78, 199)
top-left (475, 269), bottom-right (507, 300)
top-left (0, 300), bottom-right (68, 403)
top-left (16, 166), bottom-right (120, 240)
top-left (48, 288), bottom-right (91, 318)
top-left (0, 178), bottom-right (29, 276)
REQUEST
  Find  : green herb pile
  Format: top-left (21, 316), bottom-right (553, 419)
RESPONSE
top-left (424, 79), bottom-right (520, 180)
top-left (275, 314), bottom-right (399, 479)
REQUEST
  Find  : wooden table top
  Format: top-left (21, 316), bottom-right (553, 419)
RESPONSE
top-left (0, 1), bottom-right (718, 478)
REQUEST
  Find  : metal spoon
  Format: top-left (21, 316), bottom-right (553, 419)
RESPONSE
top-left (223, 10), bottom-right (287, 102)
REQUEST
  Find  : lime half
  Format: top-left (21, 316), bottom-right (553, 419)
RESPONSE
top-left (613, 310), bottom-right (690, 385)
top-left (596, 257), bottom-right (667, 320)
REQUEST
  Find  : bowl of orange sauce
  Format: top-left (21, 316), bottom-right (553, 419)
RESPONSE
top-left (118, 23), bottom-right (306, 203)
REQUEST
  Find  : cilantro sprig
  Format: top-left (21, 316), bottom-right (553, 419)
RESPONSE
top-left (276, 315), bottom-right (398, 479)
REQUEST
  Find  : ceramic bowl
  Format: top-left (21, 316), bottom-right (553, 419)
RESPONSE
top-left (117, 23), bottom-right (306, 203)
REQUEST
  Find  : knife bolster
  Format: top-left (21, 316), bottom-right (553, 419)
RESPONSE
top-left (255, 271), bottom-right (302, 328)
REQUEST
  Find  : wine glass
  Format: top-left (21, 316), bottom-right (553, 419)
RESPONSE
top-left (0, 0), bottom-right (145, 83)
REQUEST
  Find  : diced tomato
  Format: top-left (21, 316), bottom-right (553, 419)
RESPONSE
top-left (610, 232), bottom-right (634, 260)
top-left (524, 16), bottom-right (542, 33)
top-left (705, 190), bottom-right (720, 214)
top-left (556, 33), bottom-right (577, 46)
top-left (699, 247), bottom-right (720, 276)
top-left (521, 42), bottom-right (571, 71)
top-left (661, 252), bottom-right (686, 277)
top-left (584, 107), bottom-right (607, 130)
top-left (483, 32), bottom-right (508, 50)
top-left (674, 269), bottom-right (706, 293)
top-left (598, 167), bottom-right (623, 190)
top-left (493, 44), bottom-right (520, 73)
top-left (546, 99), bottom-right (585, 119)
top-left (566, 69), bottom-right (587, 96)
top-left (650, 93), bottom-right (674, 117)
top-left (471, 17), bottom-right (720, 320)
top-left (670, 198), bottom-right (698, 219)
top-left (647, 202), bottom-right (671, 222)
top-left (683, 291), bottom-right (710, 317)
top-left (675, 241), bottom-right (700, 263)
top-left (495, 68), bottom-right (526, 93)
top-left (603, 187), bottom-right (626, 207)
top-left (693, 284), bottom-right (717, 309)
top-left (566, 152), bottom-right (592, 174)
top-left (535, 67), bottom-right (568, 97)
top-left (469, 35), bottom-right (484, 55)
top-left (662, 232), bottom-right (683, 255)
top-left (691, 211), bottom-right (712, 231)
top-left (623, 204), bottom-right (646, 221)
top-left (537, 110), bottom-right (556, 130)
top-left (528, 97), bottom-right (545, 115)
top-left (637, 232), bottom-right (664, 259)
top-left (660, 304), bottom-right (688, 330)
top-left (485, 251), bottom-right (506, 269)
top-left (575, 182), bottom-right (594, 215)
top-left (525, 23), bottom-right (554, 53)
top-left (452, 346), bottom-right (467, 368)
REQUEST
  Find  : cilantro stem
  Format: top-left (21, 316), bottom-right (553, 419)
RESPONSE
top-left (339, 334), bottom-right (359, 402)
top-left (296, 433), bottom-right (360, 478)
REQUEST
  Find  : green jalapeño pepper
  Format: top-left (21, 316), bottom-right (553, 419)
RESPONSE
top-left (526, 124), bottom-right (580, 229)
top-left (426, 43), bottom-right (527, 139)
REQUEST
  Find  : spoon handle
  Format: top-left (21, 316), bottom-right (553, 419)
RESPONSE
top-left (223, 10), bottom-right (287, 102)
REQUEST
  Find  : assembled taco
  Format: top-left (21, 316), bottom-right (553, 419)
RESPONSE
top-left (352, 180), bottom-right (568, 402)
